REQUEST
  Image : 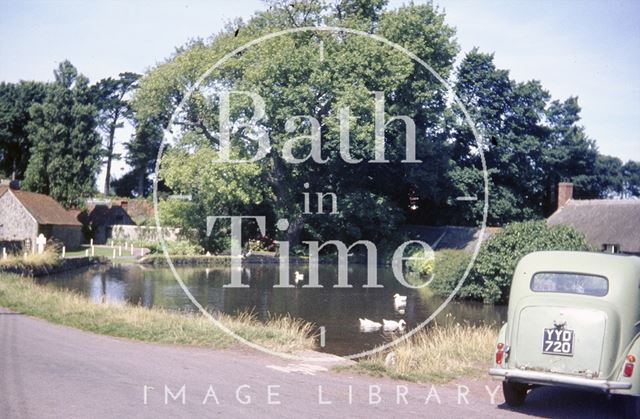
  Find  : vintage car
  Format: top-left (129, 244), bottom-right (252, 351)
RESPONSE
top-left (489, 251), bottom-right (640, 414)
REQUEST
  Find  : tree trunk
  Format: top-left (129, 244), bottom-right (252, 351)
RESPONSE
top-left (287, 217), bottom-right (304, 248)
top-left (103, 111), bottom-right (119, 196)
top-left (137, 170), bottom-right (145, 197)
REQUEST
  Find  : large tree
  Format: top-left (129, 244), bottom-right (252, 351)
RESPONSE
top-left (443, 50), bottom-right (629, 224)
top-left (92, 72), bottom-right (140, 195)
top-left (22, 61), bottom-right (102, 207)
top-left (134, 0), bottom-right (459, 249)
top-left (0, 81), bottom-right (48, 179)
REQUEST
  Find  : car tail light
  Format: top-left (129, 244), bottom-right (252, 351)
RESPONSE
top-left (496, 343), bottom-right (505, 365)
top-left (624, 354), bottom-right (635, 377)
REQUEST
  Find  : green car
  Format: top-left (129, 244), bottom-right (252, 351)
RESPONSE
top-left (489, 251), bottom-right (640, 415)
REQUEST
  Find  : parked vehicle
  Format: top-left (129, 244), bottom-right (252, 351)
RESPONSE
top-left (489, 251), bottom-right (640, 415)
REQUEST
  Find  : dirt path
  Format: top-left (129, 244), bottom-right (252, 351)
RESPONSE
top-left (0, 307), bottom-right (626, 418)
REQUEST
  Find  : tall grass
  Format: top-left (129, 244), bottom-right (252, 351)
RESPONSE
top-left (0, 273), bottom-right (316, 353)
top-left (354, 317), bottom-right (497, 383)
top-left (0, 248), bottom-right (59, 270)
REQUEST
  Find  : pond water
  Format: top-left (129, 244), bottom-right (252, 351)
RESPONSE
top-left (41, 264), bottom-right (506, 356)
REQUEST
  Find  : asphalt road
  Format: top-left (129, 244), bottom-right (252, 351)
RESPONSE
top-left (0, 307), bottom-right (630, 418)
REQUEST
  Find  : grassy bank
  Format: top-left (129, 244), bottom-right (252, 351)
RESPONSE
top-left (352, 319), bottom-right (497, 383)
top-left (0, 248), bottom-right (59, 270)
top-left (0, 273), bottom-right (316, 353)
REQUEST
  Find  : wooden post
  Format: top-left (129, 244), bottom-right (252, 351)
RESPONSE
top-left (85, 249), bottom-right (89, 257)
top-left (118, 245), bottom-right (122, 257)
top-left (91, 246), bottom-right (95, 257)
top-left (62, 246), bottom-right (66, 258)
top-left (2, 247), bottom-right (6, 260)
top-left (112, 248), bottom-right (116, 258)
top-left (90, 238), bottom-right (94, 247)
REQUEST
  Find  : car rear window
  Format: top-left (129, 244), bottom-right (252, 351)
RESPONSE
top-left (530, 272), bottom-right (609, 297)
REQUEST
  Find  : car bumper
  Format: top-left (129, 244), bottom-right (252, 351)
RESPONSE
top-left (489, 368), bottom-right (632, 391)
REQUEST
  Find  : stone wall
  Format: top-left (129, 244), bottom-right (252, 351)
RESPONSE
top-left (0, 191), bottom-right (38, 251)
top-left (109, 225), bottom-right (182, 242)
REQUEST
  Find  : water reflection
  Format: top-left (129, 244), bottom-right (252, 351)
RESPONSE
top-left (42, 264), bottom-right (507, 355)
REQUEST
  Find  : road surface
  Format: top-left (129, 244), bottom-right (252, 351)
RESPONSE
top-left (0, 307), bottom-right (628, 418)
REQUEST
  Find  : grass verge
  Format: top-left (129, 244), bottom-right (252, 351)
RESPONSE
top-left (0, 273), bottom-right (316, 353)
top-left (0, 248), bottom-right (59, 269)
top-left (350, 319), bottom-right (497, 383)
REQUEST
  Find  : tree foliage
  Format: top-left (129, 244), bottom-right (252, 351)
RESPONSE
top-left (134, 0), bottom-right (460, 249)
top-left (92, 72), bottom-right (140, 195)
top-left (22, 61), bottom-right (102, 207)
top-left (0, 81), bottom-right (48, 179)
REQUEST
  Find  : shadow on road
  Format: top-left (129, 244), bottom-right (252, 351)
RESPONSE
top-left (498, 386), bottom-right (631, 418)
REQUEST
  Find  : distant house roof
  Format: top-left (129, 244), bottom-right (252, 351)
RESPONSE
top-left (401, 225), bottom-right (501, 252)
top-left (81, 202), bottom-right (134, 227)
top-left (0, 186), bottom-right (81, 226)
top-left (548, 199), bottom-right (640, 254)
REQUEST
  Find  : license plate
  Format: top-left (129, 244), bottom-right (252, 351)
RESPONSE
top-left (542, 328), bottom-right (574, 356)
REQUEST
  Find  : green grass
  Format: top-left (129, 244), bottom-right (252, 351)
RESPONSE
top-left (0, 273), bottom-right (316, 353)
top-left (349, 317), bottom-right (498, 383)
top-left (65, 245), bottom-right (138, 258)
top-left (0, 248), bottom-right (60, 269)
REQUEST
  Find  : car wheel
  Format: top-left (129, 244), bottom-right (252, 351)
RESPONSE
top-left (622, 396), bottom-right (640, 419)
top-left (503, 381), bottom-right (528, 407)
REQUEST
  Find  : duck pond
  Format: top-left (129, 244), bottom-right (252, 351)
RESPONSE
top-left (41, 264), bottom-right (507, 356)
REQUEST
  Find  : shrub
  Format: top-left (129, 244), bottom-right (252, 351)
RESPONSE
top-left (429, 249), bottom-right (473, 297)
top-left (147, 240), bottom-right (204, 256)
top-left (405, 247), bottom-right (435, 276)
top-left (464, 221), bottom-right (591, 304)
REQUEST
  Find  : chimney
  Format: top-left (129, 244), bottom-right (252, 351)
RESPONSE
top-left (557, 182), bottom-right (573, 210)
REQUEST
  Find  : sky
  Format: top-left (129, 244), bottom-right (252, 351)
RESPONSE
top-left (1, 0), bottom-right (639, 190)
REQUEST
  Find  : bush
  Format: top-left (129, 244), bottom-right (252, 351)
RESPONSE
top-left (147, 240), bottom-right (204, 256)
top-left (430, 249), bottom-right (473, 297)
top-left (463, 221), bottom-right (591, 304)
top-left (405, 247), bottom-right (435, 276)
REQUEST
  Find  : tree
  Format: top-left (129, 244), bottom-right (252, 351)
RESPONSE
top-left (22, 61), bottom-right (102, 207)
top-left (446, 50), bottom-right (551, 224)
top-left (93, 72), bottom-right (140, 195)
top-left (124, 117), bottom-right (163, 197)
top-left (445, 50), bottom-right (621, 223)
top-left (0, 81), bottom-right (48, 179)
top-left (133, 1), bottom-right (459, 249)
top-left (622, 160), bottom-right (640, 197)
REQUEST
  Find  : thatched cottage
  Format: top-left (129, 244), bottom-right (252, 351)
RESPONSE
top-left (0, 185), bottom-right (83, 251)
top-left (548, 182), bottom-right (640, 255)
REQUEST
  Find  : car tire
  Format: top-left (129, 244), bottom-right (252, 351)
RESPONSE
top-left (622, 396), bottom-right (640, 419)
top-left (503, 381), bottom-right (528, 407)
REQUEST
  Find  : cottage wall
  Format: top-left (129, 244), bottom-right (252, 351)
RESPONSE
top-left (50, 225), bottom-right (82, 250)
top-left (0, 191), bottom-right (38, 250)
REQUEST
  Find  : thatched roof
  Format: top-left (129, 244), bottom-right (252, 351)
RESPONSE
top-left (548, 199), bottom-right (640, 254)
top-left (0, 186), bottom-right (81, 226)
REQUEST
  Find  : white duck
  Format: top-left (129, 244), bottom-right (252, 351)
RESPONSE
top-left (294, 271), bottom-right (304, 285)
top-left (359, 318), bottom-right (382, 331)
top-left (383, 319), bottom-right (406, 332)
